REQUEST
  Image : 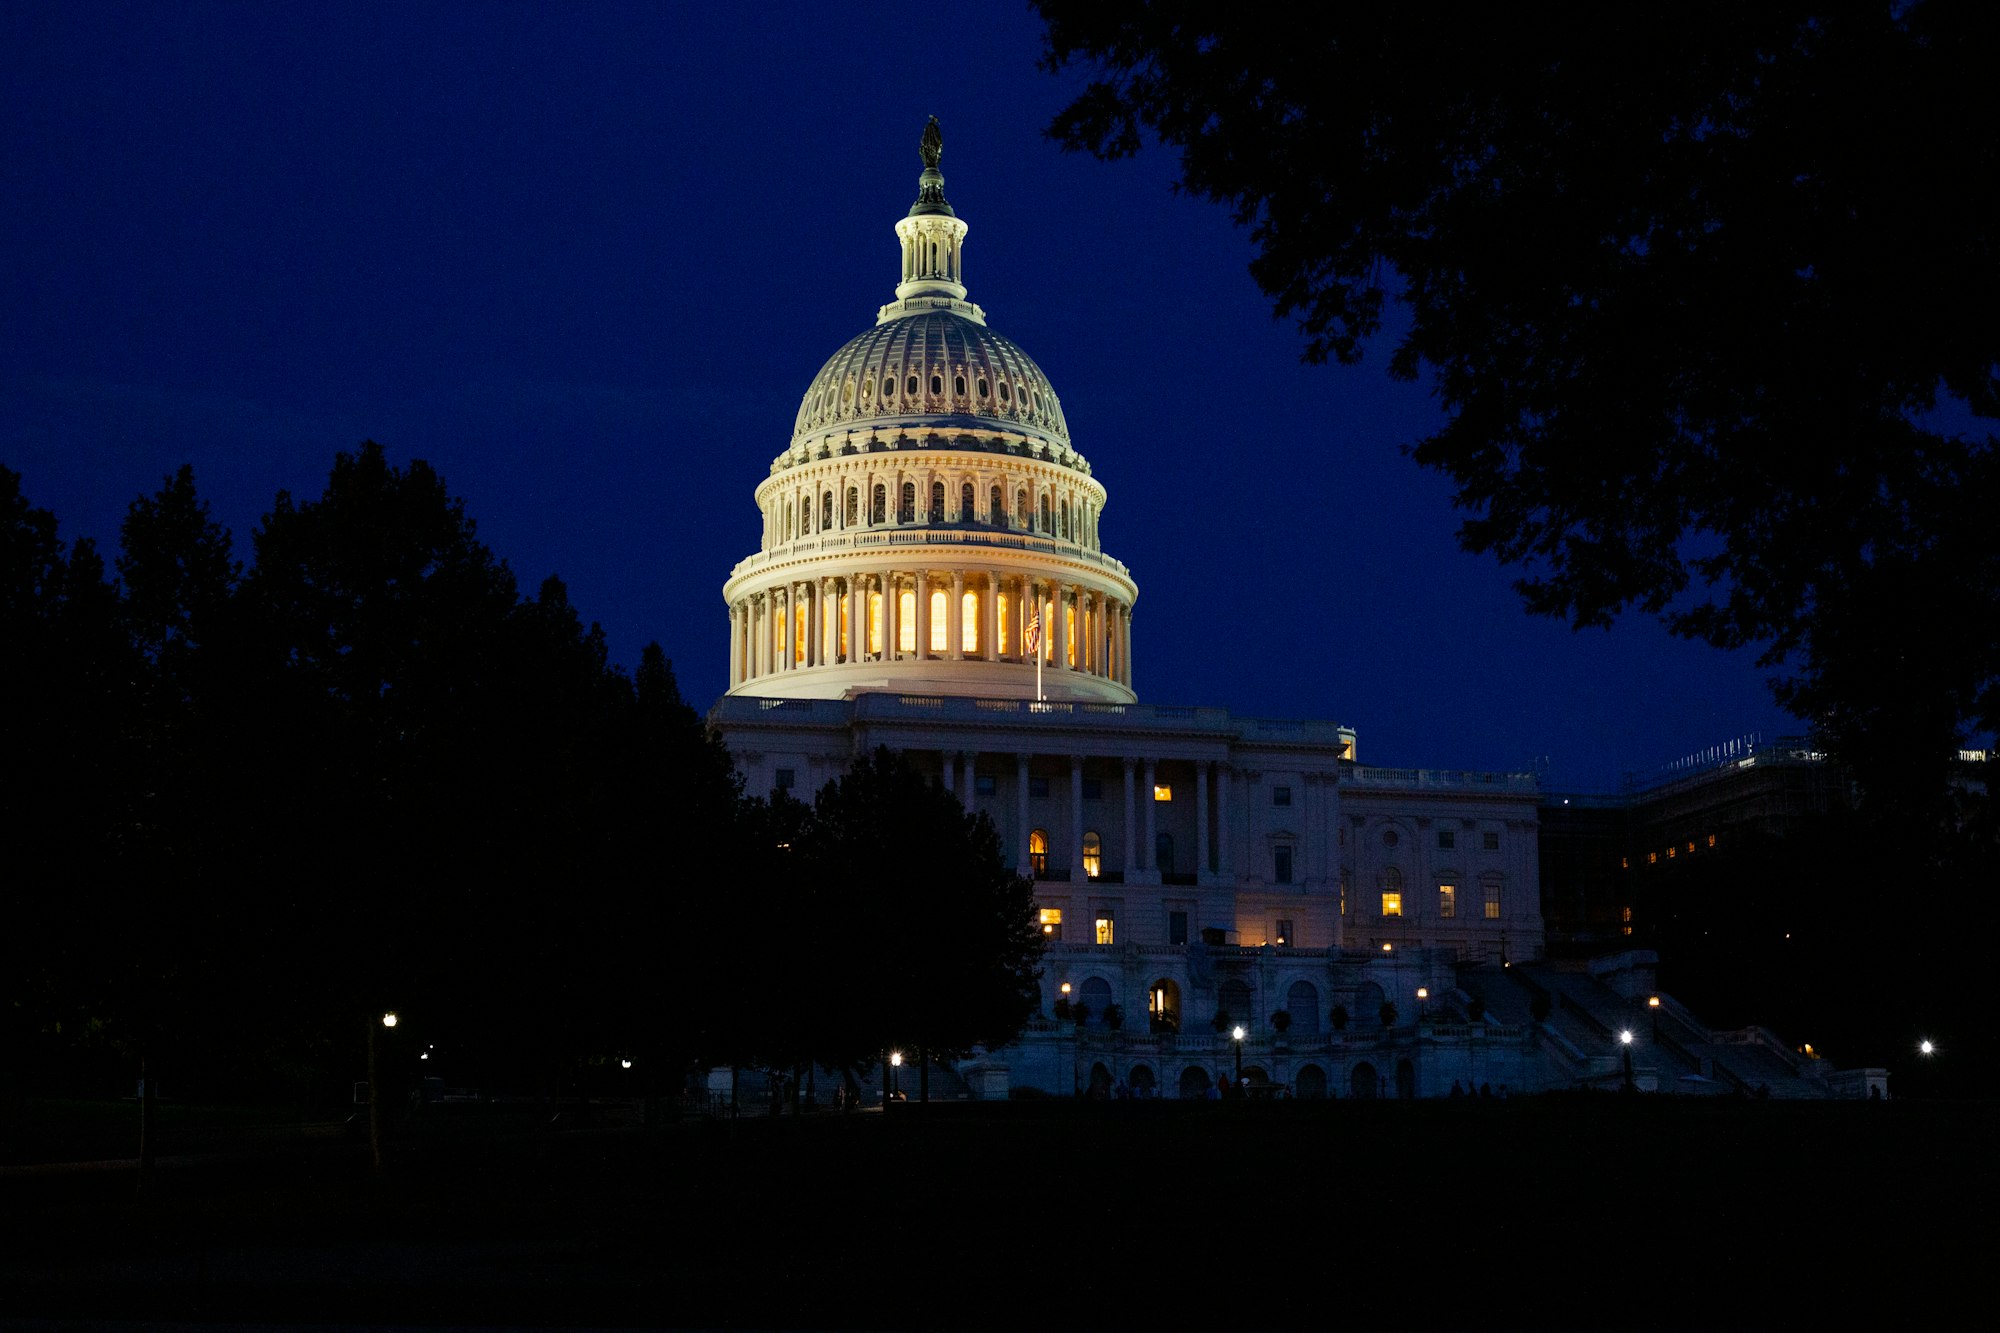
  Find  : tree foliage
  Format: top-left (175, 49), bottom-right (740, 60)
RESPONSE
top-left (1037, 2), bottom-right (1999, 825)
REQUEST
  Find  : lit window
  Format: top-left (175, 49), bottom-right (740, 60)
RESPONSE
top-left (1274, 919), bottom-right (1293, 947)
top-left (929, 589), bottom-right (947, 652)
top-left (898, 590), bottom-right (915, 652)
top-left (1648, 851), bottom-right (1658, 865)
top-left (1273, 786), bottom-right (1292, 807)
top-left (1153, 785), bottom-right (1173, 802)
top-left (1620, 906), bottom-right (1633, 922)
top-left (1083, 831), bottom-right (1102, 881)
top-left (1483, 831), bottom-right (1500, 851)
top-left (1038, 906), bottom-right (1062, 940)
top-left (1484, 882), bottom-right (1501, 919)
top-left (1273, 846), bottom-right (1293, 884)
top-left (1095, 914), bottom-right (1115, 945)
top-left (1667, 846), bottom-right (1676, 859)
top-left (962, 591), bottom-right (979, 653)
top-left (1707, 833), bottom-right (1717, 848)
top-left (1029, 830), bottom-right (1049, 879)
top-left (1686, 841), bottom-right (1696, 855)
top-left (1621, 856), bottom-right (1630, 869)
top-left (1382, 893), bottom-right (1403, 917)
top-left (1439, 884), bottom-right (1456, 918)
top-left (996, 591), bottom-right (1011, 653)
top-left (774, 768), bottom-right (795, 792)
top-left (1438, 829), bottom-right (1455, 850)
top-left (867, 591), bottom-right (883, 655)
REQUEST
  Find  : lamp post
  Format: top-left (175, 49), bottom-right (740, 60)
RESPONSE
top-left (368, 1010), bottom-right (398, 1172)
top-left (1232, 1024), bottom-right (1245, 1087)
top-left (889, 1050), bottom-right (902, 1103)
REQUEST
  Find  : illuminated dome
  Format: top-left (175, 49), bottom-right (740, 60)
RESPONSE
top-left (722, 119), bottom-right (1137, 704)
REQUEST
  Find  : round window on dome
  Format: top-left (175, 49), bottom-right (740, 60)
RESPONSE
top-left (954, 375), bottom-right (966, 396)
top-left (907, 375), bottom-right (919, 396)
top-left (931, 374), bottom-right (943, 396)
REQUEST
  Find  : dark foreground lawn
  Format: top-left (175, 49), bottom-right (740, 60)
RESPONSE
top-left (3, 1096), bottom-right (1987, 1330)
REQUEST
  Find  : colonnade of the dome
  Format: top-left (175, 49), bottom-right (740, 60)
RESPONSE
top-left (727, 568), bottom-right (1132, 692)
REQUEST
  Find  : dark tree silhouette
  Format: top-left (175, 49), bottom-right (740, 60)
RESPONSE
top-left (1037, 3), bottom-right (1999, 827)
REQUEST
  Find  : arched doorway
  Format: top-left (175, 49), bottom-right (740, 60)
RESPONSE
top-left (1287, 980), bottom-right (1321, 1037)
top-left (1088, 1061), bottom-right (1113, 1099)
top-left (1396, 1059), bottom-right (1416, 1100)
top-left (1351, 1062), bottom-right (1379, 1099)
top-left (1356, 980), bottom-right (1386, 1024)
top-left (1295, 1064), bottom-right (1329, 1100)
top-left (1128, 1064), bottom-right (1157, 1097)
top-left (1147, 978), bottom-right (1182, 1033)
top-left (1178, 1066), bottom-right (1212, 1099)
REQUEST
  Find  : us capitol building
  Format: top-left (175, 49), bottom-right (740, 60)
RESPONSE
top-left (706, 123), bottom-right (1864, 1101)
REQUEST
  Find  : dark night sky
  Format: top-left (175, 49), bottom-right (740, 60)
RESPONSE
top-left (3, 3), bottom-right (1795, 791)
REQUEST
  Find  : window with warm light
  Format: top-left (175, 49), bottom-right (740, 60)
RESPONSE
top-left (962, 591), bottom-right (978, 653)
top-left (1274, 919), bottom-right (1293, 947)
top-left (997, 591), bottom-right (1011, 652)
top-left (1065, 602), bottom-right (1077, 666)
top-left (898, 590), bottom-right (915, 652)
top-left (1707, 833), bottom-right (1717, 848)
top-left (1382, 892), bottom-right (1403, 917)
top-left (1029, 829), bottom-right (1049, 879)
top-left (1038, 906), bottom-right (1062, 940)
top-left (1153, 784), bottom-right (1173, 802)
top-left (929, 590), bottom-right (947, 652)
top-left (1484, 882), bottom-right (1501, 919)
top-left (1648, 851), bottom-right (1659, 865)
top-left (1095, 914), bottom-right (1115, 945)
top-left (1439, 883), bottom-right (1456, 918)
top-left (867, 591), bottom-right (883, 655)
top-left (1083, 831), bottom-right (1102, 881)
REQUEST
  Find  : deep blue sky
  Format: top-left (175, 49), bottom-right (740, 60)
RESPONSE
top-left (3, 2), bottom-right (1793, 791)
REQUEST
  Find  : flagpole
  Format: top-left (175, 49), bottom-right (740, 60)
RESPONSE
top-left (1036, 643), bottom-right (1043, 702)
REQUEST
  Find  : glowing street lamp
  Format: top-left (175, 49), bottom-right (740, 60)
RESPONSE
top-left (1231, 1024), bottom-right (1246, 1085)
top-left (1919, 1039), bottom-right (1936, 1056)
top-left (889, 1049), bottom-right (903, 1102)
top-left (381, 1011), bottom-right (398, 1028)
top-left (620, 1058), bottom-right (633, 1070)
top-left (1618, 1029), bottom-right (1635, 1045)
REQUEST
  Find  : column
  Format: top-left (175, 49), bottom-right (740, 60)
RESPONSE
top-left (1123, 757), bottom-right (1139, 874)
top-left (949, 570), bottom-right (965, 660)
top-left (1069, 755), bottom-right (1086, 881)
top-left (1141, 757), bottom-right (1157, 876)
top-left (1016, 753), bottom-right (1032, 878)
top-left (983, 570), bottom-right (1000, 660)
top-left (884, 574), bottom-right (899, 660)
top-left (942, 750), bottom-right (956, 797)
top-left (846, 576), bottom-right (860, 662)
top-left (818, 577), bottom-right (834, 666)
top-left (1217, 764), bottom-right (1233, 880)
top-left (914, 568), bottom-right (931, 658)
top-left (1053, 583), bottom-right (1070, 670)
top-left (1098, 596), bottom-right (1113, 678)
top-left (962, 751), bottom-right (977, 799)
top-left (776, 586), bottom-right (791, 673)
top-left (728, 602), bottom-right (742, 687)
top-left (1120, 605), bottom-right (1133, 687)
top-left (799, 583), bottom-right (814, 668)
top-left (1197, 760), bottom-right (1211, 880)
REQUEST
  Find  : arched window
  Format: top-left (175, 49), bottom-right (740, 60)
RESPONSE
top-left (1016, 488), bottom-right (1028, 526)
top-left (977, 377), bottom-right (990, 398)
top-left (800, 502), bottom-right (810, 535)
top-left (1082, 830), bottom-right (1102, 881)
top-left (960, 482), bottom-right (974, 521)
top-left (1286, 981), bottom-right (1321, 1037)
top-left (930, 373), bottom-right (943, 396)
top-left (1038, 494), bottom-right (1051, 532)
top-left (883, 375), bottom-right (896, 398)
top-left (1148, 979), bottom-right (1181, 1033)
top-left (989, 484), bottom-right (1003, 524)
top-left (929, 481), bottom-right (944, 523)
top-left (1156, 832), bottom-right (1175, 874)
top-left (1294, 1064), bottom-right (1328, 1100)
top-left (954, 374), bottom-right (966, 396)
top-left (928, 589), bottom-right (947, 652)
top-left (1028, 828), bottom-right (1049, 879)
top-left (898, 590), bottom-right (916, 652)
top-left (821, 492), bottom-right (833, 531)
top-left (1382, 865), bottom-right (1404, 918)
top-left (1080, 976), bottom-right (1113, 1026)
top-left (906, 375), bottom-right (918, 396)
top-left (845, 488), bottom-right (858, 526)
top-left (999, 380), bottom-right (1012, 402)
top-left (899, 482), bottom-right (915, 523)
top-left (962, 590), bottom-right (978, 653)
top-left (1219, 978), bottom-right (1253, 1027)
top-left (1060, 500), bottom-right (1069, 539)
top-left (996, 590), bottom-right (1011, 653)
top-left (867, 590), bottom-right (883, 655)
top-left (785, 502), bottom-right (795, 540)
top-left (871, 484), bottom-right (886, 524)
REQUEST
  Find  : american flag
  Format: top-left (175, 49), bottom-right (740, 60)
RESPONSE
top-left (1023, 608), bottom-right (1042, 657)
